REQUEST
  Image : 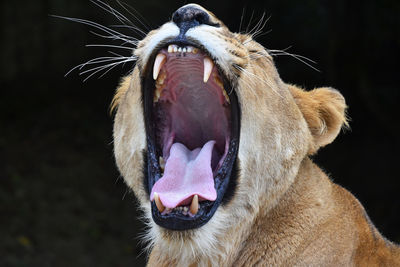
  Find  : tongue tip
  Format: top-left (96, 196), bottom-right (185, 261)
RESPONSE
top-left (150, 141), bottom-right (217, 209)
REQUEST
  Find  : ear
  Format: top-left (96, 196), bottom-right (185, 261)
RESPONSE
top-left (288, 85), bottom-right (349, 154)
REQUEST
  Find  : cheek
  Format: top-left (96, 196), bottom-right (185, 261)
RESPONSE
top-left (235, 74), bottom-right (311, 170)
top-left (113, 88), bottom-right (148, 199)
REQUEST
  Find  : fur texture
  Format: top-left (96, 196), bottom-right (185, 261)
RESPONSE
top-left (112, 4), bottom-right (400, 266)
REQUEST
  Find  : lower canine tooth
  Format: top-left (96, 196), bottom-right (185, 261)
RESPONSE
top-left (203, 56), bottom-right (214, 83)
top-left (159, 156), bottom-right (165, 171)
top-left (154, 192), bottom-right (165, 213)
top-left (190, 195), bottom-right (199, 215)
top-left (153, 53), bottom-right (166, 80)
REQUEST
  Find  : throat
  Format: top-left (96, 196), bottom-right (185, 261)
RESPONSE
top-left (147, 215), bottom-right (253, 267)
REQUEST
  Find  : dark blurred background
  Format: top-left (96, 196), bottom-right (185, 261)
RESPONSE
top-left (1, 0), bottom-right (399, 266)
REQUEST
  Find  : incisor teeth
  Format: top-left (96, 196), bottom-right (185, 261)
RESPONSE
top-left (190, 195), bottom-right (199, 215)
top-left (153, 53), bottom-right (166, 80)
top-left (166, 45), bottom-right (198, 54)
top-left (154, 192), bottom-right (165, 213)
top-left (203, 57), bottom-right (214, 83)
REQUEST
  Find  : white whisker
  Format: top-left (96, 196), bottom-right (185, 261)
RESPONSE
top-left (97, 58), bottom-right (133, 78)
top-left (79, 57), bottom-right (134, 75)
top-left (268, 48), bottom-right (316, 64)
top-left (116, 0), bottom-right (152, 31)
top-left (90, 0), bottom-right (134, 29)
top-left (107, 51), bottom-right (126, 57)
top-left (81, 58), bottom-right (135, 82)
top-left (249, 12), bottom-right (269, 37)
top-left (268, 49), bottom-right (320, 72)
top-left (245, 10), bottom-right (255, 34)
top-left (53, 0), bottom-right (147, 81)
top-left (64, 56), bottom-right (128, 77)
top-left (239, 7), bottom-right (246, 33)
top-left (85, 44), bottom-right (135, 50)
top-left (53, 15), bottom-right (137, 45)
top-left (79, 57), bottom-right (127, 70)
top-left (88, 0), bottom-right (149, 37)
top-left (87, 30), bottom-right (138, 45)
top-left (110, 24), bottom-right (147, 37)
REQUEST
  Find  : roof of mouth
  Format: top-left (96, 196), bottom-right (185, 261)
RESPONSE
top-left (153, 44), bottom-right (231, 157)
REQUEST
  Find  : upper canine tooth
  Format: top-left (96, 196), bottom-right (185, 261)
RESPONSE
top-left (153, 53), bottom-right (166, 80)
top-left (190, 194), bottom-right (199, 215)
top-left (187, 47), bottom-right (193, 53)
top-left (167, 45), bottom-right (173, 53)
top-left (154, 192), bottom-right (165, 213)
top-left (222, 89), bottom-right (230, 104)
top-left (203, 56), bottom-right (214, 83)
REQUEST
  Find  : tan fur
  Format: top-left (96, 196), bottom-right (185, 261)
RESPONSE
top-left (112, 4), bottom-right (400, 266)
top-left (110, 75), bottom-right (132, 113)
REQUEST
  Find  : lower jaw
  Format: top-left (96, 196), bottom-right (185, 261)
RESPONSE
top-left (148, 137), bottom-right (239, 230)
top-left (145, 118), bottom-right (240, 230)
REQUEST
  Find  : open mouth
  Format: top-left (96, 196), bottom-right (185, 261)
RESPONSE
top-left (142, 41), bottom-right (240, 230)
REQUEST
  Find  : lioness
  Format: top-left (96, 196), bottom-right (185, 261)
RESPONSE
top-left (112, 4), bottom-right (400, 266)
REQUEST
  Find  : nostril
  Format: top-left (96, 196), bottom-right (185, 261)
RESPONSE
top-left (172, 11), bottom-right (181, 25)
top-left (193, 12), bottom-right (208, 25)
top-left (172, 6), bottom-right (219, 30)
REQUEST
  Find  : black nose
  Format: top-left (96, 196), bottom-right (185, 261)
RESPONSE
top-left (172, 5), bottom-right (218, 33)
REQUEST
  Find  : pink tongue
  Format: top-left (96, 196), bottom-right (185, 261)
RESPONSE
top-left (150, 141), bottom-right (217, 208)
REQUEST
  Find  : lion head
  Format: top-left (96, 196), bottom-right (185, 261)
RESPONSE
top-left (112, 3), bottom-right (347, 262)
